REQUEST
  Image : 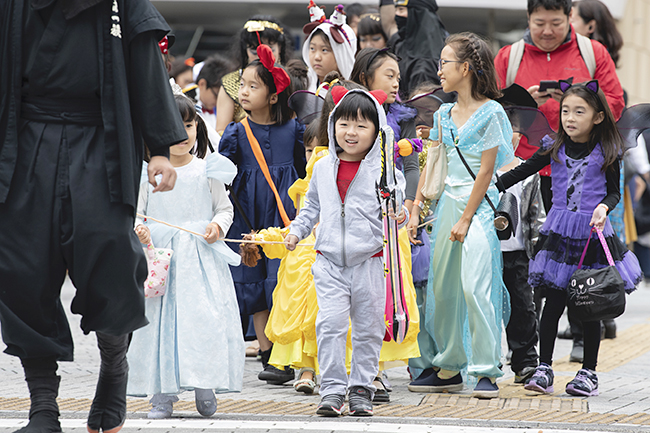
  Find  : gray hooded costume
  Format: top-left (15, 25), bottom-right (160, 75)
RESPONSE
top-left (289, 89), bottom-right (405, 398)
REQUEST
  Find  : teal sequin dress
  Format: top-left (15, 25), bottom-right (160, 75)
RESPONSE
top-left (425, 101), bottom-right (514, 378)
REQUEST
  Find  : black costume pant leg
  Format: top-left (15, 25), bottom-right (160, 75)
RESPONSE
top-left (503, 251), bottom-right (539, 373)
top-left (0, 121), bottom-right (73, 361)
top-left (0, 119), bottom-right (148, 362)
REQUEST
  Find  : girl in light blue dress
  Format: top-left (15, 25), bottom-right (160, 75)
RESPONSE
top-left (127, 95), bottom-right (245, 418)
top-left (408, 33), bottom-right (513, 398)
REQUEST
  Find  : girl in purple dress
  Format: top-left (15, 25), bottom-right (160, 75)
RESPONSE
top-left (500, 80), bottom-right (642, 397)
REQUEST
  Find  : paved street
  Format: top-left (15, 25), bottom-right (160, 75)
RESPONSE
top-left (2, 277), bottom-right (650, 432)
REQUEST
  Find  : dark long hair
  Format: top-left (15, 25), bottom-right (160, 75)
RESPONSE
top-left (244, 61), bottom-right (294, 125)
top-left (175, 94), bottom-right (210, 158)
top-left (574, 0), bottom-right (623, 67)
top-left (546, 84), bottom-right (622, 171)
top-left (445, 32), bottom-right (502, 101)
top-left (232, 15), bottom-right (292, 69)
top-left (350, 48), bottom-right (399, 90)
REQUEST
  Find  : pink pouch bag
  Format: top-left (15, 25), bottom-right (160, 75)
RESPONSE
top-left (143, 241), bottom-right (173, 298)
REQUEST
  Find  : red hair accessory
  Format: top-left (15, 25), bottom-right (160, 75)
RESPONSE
top-left (331, 87), bottom-right (388, 106)
top-left (158, 36), bottom-right (169, 55)
top-left (256, 44), bottom-right (291, 94)
top-left (331, 86), bottom-right (349, 105)
top-left (184, 57), bottom-right (195, 67)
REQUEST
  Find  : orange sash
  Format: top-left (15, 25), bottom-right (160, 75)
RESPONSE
top-left (241, 118), bottom-right (292, 227)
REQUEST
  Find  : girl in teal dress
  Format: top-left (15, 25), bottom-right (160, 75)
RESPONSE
top-left (408, 33), bottom-right (514, 398)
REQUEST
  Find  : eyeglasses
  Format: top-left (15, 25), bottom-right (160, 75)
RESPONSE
top-left (437, 59), bottom-right (465, 70)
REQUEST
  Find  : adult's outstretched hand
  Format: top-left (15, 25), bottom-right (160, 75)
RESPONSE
top-left (148, 155), bottom-right (177, 192)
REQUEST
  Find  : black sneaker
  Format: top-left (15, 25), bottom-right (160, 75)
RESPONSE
top-left (348, 386), bottom-right (373, 416)
top-left (408, 370), bottom-right (463, 393)
top-left (514, 366), bottom-right (537, 384)
top-left (316, 394), bottom-right (345, 417)
top-left (472, 377), bottom-right (499, 399)
top-left (258, 365), bottom-right (295, 385)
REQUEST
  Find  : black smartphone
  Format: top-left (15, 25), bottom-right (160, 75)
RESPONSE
top-left (539, 80), bottom-right (559, 92)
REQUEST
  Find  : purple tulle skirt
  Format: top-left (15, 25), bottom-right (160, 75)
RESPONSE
top-left (528, 207), bottom-right (642, 293)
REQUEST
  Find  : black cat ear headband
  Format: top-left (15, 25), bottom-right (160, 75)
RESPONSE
top-left (559, 79), bottom-right (603, 111)
top-left (559, 79), bottom-right (599, 95)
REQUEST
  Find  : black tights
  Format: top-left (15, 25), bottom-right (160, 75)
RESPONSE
top-left (539, 289), bottom-right (601, 371)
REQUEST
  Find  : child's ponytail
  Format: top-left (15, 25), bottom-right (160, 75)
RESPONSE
top-left (193, 115), bottom-right (210, 158)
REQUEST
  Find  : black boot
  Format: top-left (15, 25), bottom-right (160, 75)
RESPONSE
top-left (14, 357), bottom-right (62, 433)
top-left (87, 333), bottom-right (130, 433)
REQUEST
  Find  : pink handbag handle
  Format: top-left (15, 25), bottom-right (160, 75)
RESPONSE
top-left (146, 241), bottom-right (156, 261)
top-left (577, 227), bottom-right (615, 269)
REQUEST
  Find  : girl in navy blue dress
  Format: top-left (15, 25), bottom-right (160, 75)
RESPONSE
top-left (219, 44), bottom-right (306, 383)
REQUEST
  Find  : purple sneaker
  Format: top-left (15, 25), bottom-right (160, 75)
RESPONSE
top-left (524, 363), bottom-right (554, 394)
top-left (566, 369), bottom-right (599, 397)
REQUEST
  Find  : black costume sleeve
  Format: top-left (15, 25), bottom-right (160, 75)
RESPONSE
top-left (601, 160), bottom-right (621, 212)
top-left (499, 149), bottom-right (551, 190)
top-left (293, 121), bottom-right (307, 179)
top-left (129, 32), bottom-right (186, 158)
top-left (399, 119), bottom-right (419, 201)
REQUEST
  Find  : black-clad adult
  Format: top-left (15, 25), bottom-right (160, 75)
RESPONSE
top-left (0, 1), bottom-right (186, 432)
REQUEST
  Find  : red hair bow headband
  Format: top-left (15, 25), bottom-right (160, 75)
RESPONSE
top-left (158, 36), bottom-right (169, 55)
top-left (256, 44), bottom-right (290, 94)
top-left (331, 86), bottom-right (388, 106)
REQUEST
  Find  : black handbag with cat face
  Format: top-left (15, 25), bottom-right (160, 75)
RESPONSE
top-left (567, 228), bottom-right (626, 322)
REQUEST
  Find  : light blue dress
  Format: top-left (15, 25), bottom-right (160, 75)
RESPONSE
top-left (426, 101), bottom-right (513, 379)
top-left (127, 153), bottom-right (245, 396)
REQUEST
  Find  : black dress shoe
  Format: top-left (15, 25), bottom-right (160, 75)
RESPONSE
top-left (258, 365), bottom-right (295, 385)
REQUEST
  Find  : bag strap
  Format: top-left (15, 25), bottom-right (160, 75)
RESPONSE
top-left (506, 39), bottom-right (525, 88)
top-left (577, 227), bottom-right (615, 269)
top-left (241, 117), bottom-right (291, 227)
top-left (576, 33), bottom-right (596, 78)
top-left (437, 111), bottom-right (442, 144)
top-left (146, 242), bottom-right (156, 260)
top-left (450, 130), bottom-right (497, 213)
top-left (506, 35), bottom-right (595, 86)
